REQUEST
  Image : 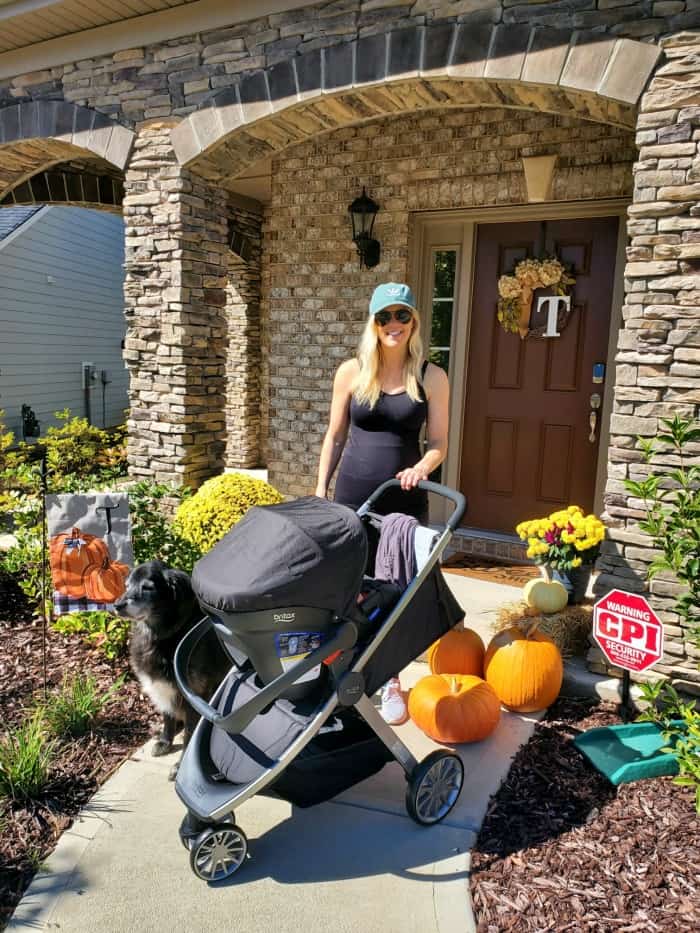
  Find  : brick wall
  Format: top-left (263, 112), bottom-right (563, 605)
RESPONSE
top-left (262, 106), bottom-right (636, 496)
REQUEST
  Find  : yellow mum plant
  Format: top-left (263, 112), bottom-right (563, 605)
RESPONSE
top-left (174, 473), bottom-right (284, 553)
top-left (516, 506), bottom-right (605, 572)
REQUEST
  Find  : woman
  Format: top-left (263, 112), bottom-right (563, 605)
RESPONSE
top-left (315, 282), bottom-right (449, 724)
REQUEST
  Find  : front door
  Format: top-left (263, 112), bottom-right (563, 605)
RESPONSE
top-left (460, 216), bottom-right (618, 533)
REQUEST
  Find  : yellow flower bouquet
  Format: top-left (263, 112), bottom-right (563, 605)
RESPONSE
top-left (516, 506), bottom-right (605, 573)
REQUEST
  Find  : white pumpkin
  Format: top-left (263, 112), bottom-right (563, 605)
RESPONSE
top-left (523, 578), bottom-right (568, 614)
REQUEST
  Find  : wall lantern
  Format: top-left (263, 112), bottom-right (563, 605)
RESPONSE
top-left (348, 187), bottom-right (380, 269)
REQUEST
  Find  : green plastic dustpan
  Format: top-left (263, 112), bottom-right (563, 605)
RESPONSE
top-left (573, 720), bottom-right (683, 785)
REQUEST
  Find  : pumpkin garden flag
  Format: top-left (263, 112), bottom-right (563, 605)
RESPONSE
top-left (46, 493), bottom-right (133, 614)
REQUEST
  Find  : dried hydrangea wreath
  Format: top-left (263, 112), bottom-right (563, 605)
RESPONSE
top-left (497, 258), bottom-right (576, 338)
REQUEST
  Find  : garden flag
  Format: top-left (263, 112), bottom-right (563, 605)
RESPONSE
top-left (46, 493), bottom-right (133, 615)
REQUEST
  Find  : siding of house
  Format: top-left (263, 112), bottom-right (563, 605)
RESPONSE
top-left (0, 206), bottom-right (127, 438)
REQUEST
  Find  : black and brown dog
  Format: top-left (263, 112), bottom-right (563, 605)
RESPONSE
top-left (115, 559), bottom-right (231, 780)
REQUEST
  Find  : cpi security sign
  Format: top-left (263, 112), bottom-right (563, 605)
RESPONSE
top-left (593, 589), bottom-right (664, 673)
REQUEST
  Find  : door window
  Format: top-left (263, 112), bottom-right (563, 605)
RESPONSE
top-left (429, 249), bottom-right (457, 374)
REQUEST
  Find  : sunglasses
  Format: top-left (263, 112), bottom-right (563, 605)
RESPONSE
top-left (374, 308), bottom-right (414, 326)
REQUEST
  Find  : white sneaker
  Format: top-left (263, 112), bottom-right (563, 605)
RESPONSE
top-left (380, 677), bottom-right (408, 725)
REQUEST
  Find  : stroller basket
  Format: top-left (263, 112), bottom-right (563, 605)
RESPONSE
top-left (175, 479), bottom-right (467, 883)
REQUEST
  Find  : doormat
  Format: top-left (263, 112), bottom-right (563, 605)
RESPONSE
top-left (442, 554), bottom-right (540, 588)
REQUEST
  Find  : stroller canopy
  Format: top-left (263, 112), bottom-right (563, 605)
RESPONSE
top-left (192, 497), bottom-right (368, 618)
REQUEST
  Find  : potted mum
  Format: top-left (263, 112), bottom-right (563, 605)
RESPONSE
top-left (516, 506), bottom-right (606, 603)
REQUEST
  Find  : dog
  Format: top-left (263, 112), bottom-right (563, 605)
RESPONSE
top-left (114, 559), bottom-right (231, 780)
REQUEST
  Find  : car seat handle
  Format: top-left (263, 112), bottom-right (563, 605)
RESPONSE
top-left (174, 617), bottom-right (358, 734)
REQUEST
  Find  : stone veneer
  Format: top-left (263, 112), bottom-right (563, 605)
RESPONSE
top-left (0, 2), bottom-right (698, 688)
top-left (122, 122), bottom-right (228, 487)
top-left (589, 31), bottom-right (700, 694)
top-left (225, 199), bottom-right (263, 468)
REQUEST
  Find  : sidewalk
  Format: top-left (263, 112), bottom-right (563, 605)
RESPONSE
top-left (8, 575), bottom-right (608, 933)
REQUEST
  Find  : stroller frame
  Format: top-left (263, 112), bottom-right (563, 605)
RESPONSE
top-left (174, 479), bottom-right (466, 881)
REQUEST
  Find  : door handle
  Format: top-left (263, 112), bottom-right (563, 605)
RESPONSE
top-left (589, 411), bottom-right (597, 443)
top-left (588, 393), bottom-right (601, 444)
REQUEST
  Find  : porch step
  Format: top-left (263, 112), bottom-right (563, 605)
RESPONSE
top-left (448, 528), bottom-right (528, 564)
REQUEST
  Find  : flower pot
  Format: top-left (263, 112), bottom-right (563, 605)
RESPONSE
top-left (544, 564), bottom-right (592, 604)
top-left (566, 564), bottom-right (593, 603)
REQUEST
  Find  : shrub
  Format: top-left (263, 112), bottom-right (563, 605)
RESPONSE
top-left (51, 611), bottom-right (130, 661)
top-left (44, 673), bottom-right (124, 738)
top-left (0, 409), bottom-right (128, 609)
top-left (173, 473), bottom-right (284, 553)
top-left (42, 409), bottom-right (127, 485)
top-left (0, 709), bottom-right (55, 802)
top-left (129, 480), bottom-right (202, 572)
top-left (624, 415), bottom-right (700, 643)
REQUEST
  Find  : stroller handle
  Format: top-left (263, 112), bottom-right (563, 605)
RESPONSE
top-left (174, 616), bottom-right (358, 735)
top-left (360, 479), bottom-right (466, 531)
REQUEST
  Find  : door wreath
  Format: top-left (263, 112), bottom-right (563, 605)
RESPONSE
top-left (497, 258), bottom-right (575, 339)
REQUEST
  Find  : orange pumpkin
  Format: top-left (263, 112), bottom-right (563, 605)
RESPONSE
top-left (49, 528), bottom-right (110, 597)
top-left (484, 621), bottom-right (563, 713)
top-left (82, 556), bottom-right (129, 602)
top-left (428, 627), bottom-right (485, 677)
top-left (408, 674), bottom-right (501, 744)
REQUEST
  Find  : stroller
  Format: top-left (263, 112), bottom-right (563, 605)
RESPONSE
top-left (174, 479), bottom-right (466, 882)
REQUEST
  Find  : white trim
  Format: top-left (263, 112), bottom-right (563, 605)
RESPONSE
top-left (0, 0), bottom-right (321, 80)
top-left (0, 203), bottom-right (48, 254)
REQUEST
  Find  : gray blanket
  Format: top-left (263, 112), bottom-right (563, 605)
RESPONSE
top-left (374, 512), bottom-right (418, 590)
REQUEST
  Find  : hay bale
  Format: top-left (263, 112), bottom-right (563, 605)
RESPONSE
top-left (493, 601), bottom-right (593, 658)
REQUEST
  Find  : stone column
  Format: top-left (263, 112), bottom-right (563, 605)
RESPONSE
top-left (225, 199), bottom-right (263, 469)
top-left (593, 32), bottom-right (700, 694)
top-left (122, 121), bottom-right (228, 488)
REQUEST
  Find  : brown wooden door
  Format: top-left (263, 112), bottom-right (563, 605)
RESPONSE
top-left (460, 216), bottom-right (619, 533)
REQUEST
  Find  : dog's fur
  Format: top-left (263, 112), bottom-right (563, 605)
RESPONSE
top-left (115, 560), bottom-right (230, 780)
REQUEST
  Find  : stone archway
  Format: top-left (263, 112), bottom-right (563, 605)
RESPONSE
top-left (0, 102), bottom-right (134, 200)
top-left (171, 24), bottom-right (660, 182)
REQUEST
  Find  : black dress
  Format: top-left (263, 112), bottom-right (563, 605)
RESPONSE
top-left (333, 364), bottom-right (429, 521)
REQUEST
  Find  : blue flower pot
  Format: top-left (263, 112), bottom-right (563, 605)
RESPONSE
top-left (549, 565), bottom-right (593, 604)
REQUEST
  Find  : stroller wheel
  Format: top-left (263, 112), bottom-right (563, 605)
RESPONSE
top-left (189, 823), bottom-right (248, 882)
top-left (406, 750), bottom-right (464, 826)
top-left (179, 812), bottom-right (209, 850)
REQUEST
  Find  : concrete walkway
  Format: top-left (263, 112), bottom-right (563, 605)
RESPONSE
top-left (8, 576), bottom-right (543, 933)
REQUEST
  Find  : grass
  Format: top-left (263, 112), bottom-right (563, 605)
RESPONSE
top-left (43, 673), bottom-right (124, 739)
top-left (0, 709), bottom-right (55, 802)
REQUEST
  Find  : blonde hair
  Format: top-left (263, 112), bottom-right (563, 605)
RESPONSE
top-left (352, 311), bottom-right (425, 409)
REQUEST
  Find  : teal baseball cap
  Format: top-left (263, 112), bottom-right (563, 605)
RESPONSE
top-left (369, 282), bottom-right (416, 316)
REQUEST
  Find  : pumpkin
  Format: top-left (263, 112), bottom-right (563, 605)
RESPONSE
top-left (523, 578), bottom-right (568, 614)
top-left (82, 556), bottom-right (129, 602)
top-left (49, 527), bottom-right (110, 597)
top-left (484, 620), bottom-right (563, 713)
top-left (428, 627), bottom-right (485, 677)
top-left (408, 674), bottom-right (501, 744)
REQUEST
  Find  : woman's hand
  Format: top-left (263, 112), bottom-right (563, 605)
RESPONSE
top-left (396, 465), bottom-right (429, 490)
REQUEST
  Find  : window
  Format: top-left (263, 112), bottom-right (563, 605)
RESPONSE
top-left (429, 249), bottom-right (456, 374)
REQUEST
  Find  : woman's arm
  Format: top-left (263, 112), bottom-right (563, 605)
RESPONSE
top-left (396, 362), bottom-right (450, 490)
top-left (315, 359), bottom-right (357, 497)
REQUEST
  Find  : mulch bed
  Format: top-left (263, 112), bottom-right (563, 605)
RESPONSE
top-left (443, 554), bottom-right (540, 588)
top-left (0, 570), bottom-right (156, 930)
top-left (470, 696), bottom-right (699, 932)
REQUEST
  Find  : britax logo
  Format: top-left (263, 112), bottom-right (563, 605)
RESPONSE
top-left (274, 612), bottom-right (295, 623)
